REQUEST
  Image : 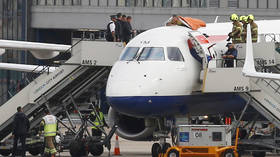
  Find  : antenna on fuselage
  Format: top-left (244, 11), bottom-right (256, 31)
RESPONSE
top-left (214, 16), bottom-right (219, 23)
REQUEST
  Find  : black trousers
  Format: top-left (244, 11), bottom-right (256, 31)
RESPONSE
top-left (92, 128), bottom-right (102, 137)
top-left (122, 37), bottom-right (130, 44)
top-left (225, 60), bottom-right (234, 67)
top-left (12, 135), bottom-right (26, 157)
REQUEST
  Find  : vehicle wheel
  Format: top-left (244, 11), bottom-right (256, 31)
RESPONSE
top-left (223, 149), bottom-right (235, 157)
top-left (237, 150), bottom-right (243, 157)
top-left (0, 149), bottom-right (11, 156)
top-left (167, 149), bottom-right (179, 157)
top-left (29, 148), bottom-right (41, 156)
top-left (151, 143), bottom-right (161, 157)
top-left (89, 144), bottom-right (104, 156)
top-left (69, 140), bottom-right (87, 157)
top-left (29, 144), bottom-right (44, 156)
top-left (252, 151), bottom-right (266, 157)
top-left (162, 143), bottom-right (171, 154)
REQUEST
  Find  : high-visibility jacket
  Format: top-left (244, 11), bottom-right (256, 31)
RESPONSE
top-left (42, 115), bottom-right (57, 137)
top-left (250, 22), bottom-right (258, 42)
top-left (91, 111), bottom-right (104, 129)
top-left (231, 21), bottom-right (243, 44)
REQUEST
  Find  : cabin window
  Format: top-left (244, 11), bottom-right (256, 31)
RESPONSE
top-left (138, 47), bottom-right (165, 61)
top-left (120, 47), bottom-right (140, 61)
top-left (167, 47), bottom-right (184, 61)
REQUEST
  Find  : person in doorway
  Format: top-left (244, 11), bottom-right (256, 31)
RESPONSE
top-left (223, 43), bottom-right (238, 68)
top-left (12, 106), bottom-right (30, 157)
top-left (39, 110), bottom-right (58, 157)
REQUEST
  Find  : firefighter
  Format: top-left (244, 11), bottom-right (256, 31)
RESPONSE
top-left (240, 15), bottom-right (248, 43)
top-left (90, 105), bottom-right (109, 138)
top-left (40, 110), bottom-right (58, 157)
top-left (228, 14), bottom-right (243, 44)
top-left (247, 14), bottom-right (258, 42)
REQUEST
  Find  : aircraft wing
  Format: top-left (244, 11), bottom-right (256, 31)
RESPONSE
top-left (0, 63), bottom-right (56, 73)
top-left (0, 39), bottom-right (71, 59)
top-left (242, 24), bottom-right (280, 80)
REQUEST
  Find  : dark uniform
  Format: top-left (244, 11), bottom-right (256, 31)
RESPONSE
top-left (115, 19), bottom-right (122, 41)
top-left (223, 43), bottom-right (238, 68)
top-left (12, 107), bottom-right (30, 157)
top-left (229, 21), bottom-right (243, 44)
top-left (122, 21), bottom-right (132, 44)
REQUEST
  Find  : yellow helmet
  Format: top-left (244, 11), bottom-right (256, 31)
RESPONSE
top-left (247, 14), bottom-right (255, 21)
top-left (239, 15), bottom-right (247, 22)
top-left (230, 14), bottom-right (239, 21)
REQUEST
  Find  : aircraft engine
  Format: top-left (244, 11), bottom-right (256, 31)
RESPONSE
top-left (108, 107), bottom-right (156, 141)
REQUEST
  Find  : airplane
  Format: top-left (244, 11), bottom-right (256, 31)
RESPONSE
top-left (105, 17), bottom-right (280, 156)
top-left (0, 17), bottom-right (279, 156)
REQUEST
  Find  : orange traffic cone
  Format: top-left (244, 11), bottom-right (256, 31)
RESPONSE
top-left (114, 135), bottom-right (121, 155)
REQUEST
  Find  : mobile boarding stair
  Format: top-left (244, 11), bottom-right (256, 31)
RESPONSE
top-left (189, 29), bottom-right (280, 156)
top-left (0, 41), bottom-right (124, 156)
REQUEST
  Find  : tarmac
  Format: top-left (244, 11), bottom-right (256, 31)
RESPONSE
top-left (56, 135), bottom-right (154, 157)
top-left (36, 136), bottom-right (256, 157)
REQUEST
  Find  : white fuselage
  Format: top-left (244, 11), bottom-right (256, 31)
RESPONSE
top-left (106, 26), bottom-right (246, 117)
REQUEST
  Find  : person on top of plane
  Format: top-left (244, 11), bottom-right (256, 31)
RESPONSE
top-left (228, 13), bottom-right (243, 44)
top-left (240, 15), bottom-right (248, 43)
top-left (247, 14), bottom-right (258, 43)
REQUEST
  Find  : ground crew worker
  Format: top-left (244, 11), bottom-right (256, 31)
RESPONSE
top-left (40, 110), bottom-right (58, 157)
top-left (240, 15), bottom-right (248, 43)
top-left (90, 105), bottom-right (109, 138)
top-left (247, 14), bottom-right (258, 42)
top-left (228, 14), bottom-right (242, 44)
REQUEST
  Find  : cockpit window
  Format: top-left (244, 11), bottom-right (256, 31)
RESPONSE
top-left (120, 47), bottom-right (140, 61)
top-left (138, 47), bottom-right (165, 61)
top-left (167, 47), bottom-right (184, 61)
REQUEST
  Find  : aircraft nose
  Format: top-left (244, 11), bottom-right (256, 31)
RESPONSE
top-left (107, 95), bottom-right (189, 117)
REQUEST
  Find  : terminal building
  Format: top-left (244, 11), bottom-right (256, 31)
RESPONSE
top-left (0, 0), bottom-right (280, 104)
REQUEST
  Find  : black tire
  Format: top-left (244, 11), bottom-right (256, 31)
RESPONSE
top-left (252, 151), bottom-right (266, 157)
top-left (69, 140), bottom-right (87, 157)
top-left (29, 148), bottom-right (41, 156)
top-left (151, 143), bottom-right (161, 157)
top-left (89, 144), bottom-right (104, 156)
top-left (29, 144), bottom-right (44, 156)
top-left (0, 149), bottom-right (11, 156)
top-left (167, 149), bottom-right (179, 157)
top-left (162, 143), bottom-right (171, 154)
top-left (223, 149), bottom-right (235, 157)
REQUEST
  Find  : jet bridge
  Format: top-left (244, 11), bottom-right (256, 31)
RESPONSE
top-left (0, 41), bottom-right (124, 142)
